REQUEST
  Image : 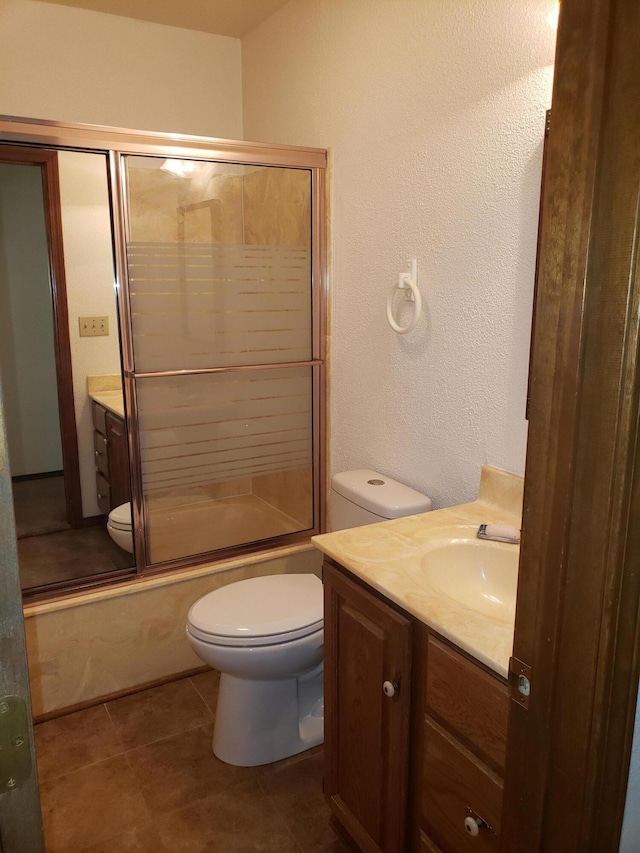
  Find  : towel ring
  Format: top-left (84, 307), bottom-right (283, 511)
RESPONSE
top-left (387, 261), bottom-right (422, 334)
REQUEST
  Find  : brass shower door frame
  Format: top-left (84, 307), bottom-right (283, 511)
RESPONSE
top-left (110, 145), bottom-right (328, 573)
top-left (0, 115), bottom-right (328, 580)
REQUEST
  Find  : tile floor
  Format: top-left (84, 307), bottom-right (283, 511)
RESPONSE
top-left (19, 524), bottom-right (134, 591)
top-left (34, 671), bottom-right (350, 853)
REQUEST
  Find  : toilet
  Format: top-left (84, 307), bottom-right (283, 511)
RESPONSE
top-left (106, 502), bottom-right (134, 553)
top-left (186, 469), bottom-right (432, 767)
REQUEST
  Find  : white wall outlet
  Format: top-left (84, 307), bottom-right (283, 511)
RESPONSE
top-left (78, 316), bottom-right (109, 337)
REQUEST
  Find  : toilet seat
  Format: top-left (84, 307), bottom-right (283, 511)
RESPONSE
top-left (108, 502), bottom-right (132, 531)
top-left (187, 574), bottom-right (323, 648)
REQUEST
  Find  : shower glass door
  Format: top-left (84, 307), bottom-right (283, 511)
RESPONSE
top-left (120, 156), bottom-right (318, 565)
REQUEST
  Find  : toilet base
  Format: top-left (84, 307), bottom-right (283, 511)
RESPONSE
top-left (212, 665), bottom-right (324, 767)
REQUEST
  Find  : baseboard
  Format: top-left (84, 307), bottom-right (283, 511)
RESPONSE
top-left (12, 470), bottom-right (64, 483)
top-left (32, 664), bottom-right (211, 724)
top-left (82, 514), bottom-right (105, 527)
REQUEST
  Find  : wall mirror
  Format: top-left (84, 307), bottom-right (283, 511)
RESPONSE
top-left (0, 117), bottom-right (326, 597)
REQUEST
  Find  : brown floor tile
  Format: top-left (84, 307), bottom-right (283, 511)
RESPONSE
top-left (35, 704), bottom-right (124, 782)
top-left (256, 744), bottom-right (324, 779)
top-left (127, 723), bottom-right (256, 815)
top-left (157, 778), bottom-right (302, 853)
top-left (106, 678), bottom-right (213, 749)
top-left (78, 822), bottom-right (170, 853)
top-left (40, 754), bottom-right (150, 853)
top-left (258, 750), bottom-right (335, 851)
top-left (189, 669), bottom-right (220, 715)
top-left (19, 524), bottom-right (133, 590)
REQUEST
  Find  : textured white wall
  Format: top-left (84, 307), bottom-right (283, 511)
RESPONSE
top-left (243, 0), bottom-right (556, 507)
top-left (0, 163), bottom-right (63, 476)
top-left (57, 151), bottom-right (122, 517)
top-left (0, 0), bottom-right (243, 139)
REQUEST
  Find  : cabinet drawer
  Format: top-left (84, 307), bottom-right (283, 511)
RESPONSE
top-left (92, 401), bottom-right (107, 436)
top-left (422, 717), bottom-right (502, 853)
top-left (419, 831), bottom-right (444, 852)
top-left (425, 636), bottom-right (508, 772)
top-left (95, 472), bottom-right (111, 516)
top-left (93, 430), bottom-right (109, 478)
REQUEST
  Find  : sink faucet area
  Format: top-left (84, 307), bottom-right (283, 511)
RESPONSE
top-left (313, 464), bottom-right (523, 677)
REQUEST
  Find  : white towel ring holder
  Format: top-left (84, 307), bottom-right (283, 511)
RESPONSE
top-left (387, 260), bottom-right (422, 334)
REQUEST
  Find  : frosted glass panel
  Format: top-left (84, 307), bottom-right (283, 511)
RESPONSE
top-left (137, 368), bottom-right (314, 563)
top-left (124, 156), bottom-right (312, 371)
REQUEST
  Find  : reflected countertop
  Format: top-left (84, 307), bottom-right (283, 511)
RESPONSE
top-left (312, 465), bottom-right (523, 679)
top-left (89, 390), bottom-right (125, 419)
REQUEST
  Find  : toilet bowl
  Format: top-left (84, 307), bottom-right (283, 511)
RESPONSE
top-left (186, 574), bottom-right (324, 767)
top-left (106, 502), bottom-right (134, 553)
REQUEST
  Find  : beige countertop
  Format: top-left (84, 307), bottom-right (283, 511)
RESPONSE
top-left (312, 465), bottom-right (523, 679)
top-left (89, 390), bottom-right (125, 419)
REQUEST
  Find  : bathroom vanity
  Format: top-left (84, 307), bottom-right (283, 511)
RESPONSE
top-left (92, 400), bottom-right (130, 515)
top-left (324, 558), bottom-right (508, 853)
top-left (314, 465), bottom-right (522, 853)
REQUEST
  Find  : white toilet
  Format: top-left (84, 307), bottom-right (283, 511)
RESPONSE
top-left (186, 469), bottom-right (432, 767)
top-left (106, 502), bottom-right (134, 553)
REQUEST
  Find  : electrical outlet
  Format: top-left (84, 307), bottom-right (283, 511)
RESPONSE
top-left (79, 316), bottom-right (109, 337)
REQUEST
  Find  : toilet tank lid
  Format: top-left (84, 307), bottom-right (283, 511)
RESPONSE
top-left (187, 574), bottom-right (323, 639)
top-left (331, 470), bottom-right (432, 519)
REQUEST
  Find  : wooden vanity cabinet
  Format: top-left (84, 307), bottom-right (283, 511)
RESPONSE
top-left (92, 401), bottom-right (130, 515)
top-left (323, 560), bottom-right (412, 853)
top-left (323, 558), bottom-right (510, 853)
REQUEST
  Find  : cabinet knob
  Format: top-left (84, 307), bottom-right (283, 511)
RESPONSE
top-left (464, 816), bottom-right (481, 837)
top-left (464, 808), bottom-right (493, 837)
top-left (382, 680), bottom-right (398, 698)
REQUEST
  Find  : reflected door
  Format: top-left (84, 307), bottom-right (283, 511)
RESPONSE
top-left (120, 156), bottom-right (319, 565)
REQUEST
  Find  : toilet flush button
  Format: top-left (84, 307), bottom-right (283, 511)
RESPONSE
top-left (367, 479), bottom-right (385, 486)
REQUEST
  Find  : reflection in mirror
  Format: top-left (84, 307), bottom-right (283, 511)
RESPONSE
top-left (122, 156), bottom-right (315, 564)
top-left (0, 147), bottom-right (135, 593)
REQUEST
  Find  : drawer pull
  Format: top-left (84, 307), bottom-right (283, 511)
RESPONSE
top-left (464, 816), bottom-right (481, 837)
top-left (464, 808), bottom-right (494, 838)
top-left (383, 680), bottom-right (398, 698)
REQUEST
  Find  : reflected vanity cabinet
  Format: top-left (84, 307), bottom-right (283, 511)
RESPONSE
top-left (92, 401), bottom-right (131, 516)
top-left (322, 558), bottom-right (510, 853)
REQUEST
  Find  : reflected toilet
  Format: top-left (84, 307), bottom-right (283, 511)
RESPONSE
top-left (107, 501), bottom-right (134, 553)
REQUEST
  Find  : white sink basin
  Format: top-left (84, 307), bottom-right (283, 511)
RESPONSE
top-left (417, 538), bottom-right (519, 623)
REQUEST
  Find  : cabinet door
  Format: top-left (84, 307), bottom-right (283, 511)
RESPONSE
top-left (324, 562), bottom-right (412, 853)
top-left (105, 412), bottom-right (131, 510)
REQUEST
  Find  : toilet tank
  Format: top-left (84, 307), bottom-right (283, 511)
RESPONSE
top-left (330, 469), bottom-right (432, 531)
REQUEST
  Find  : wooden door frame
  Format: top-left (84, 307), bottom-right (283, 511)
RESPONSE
top-left (0, 145), bottom-right (83, 528)
top-left (501, 0), bottom-right (640, 849)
